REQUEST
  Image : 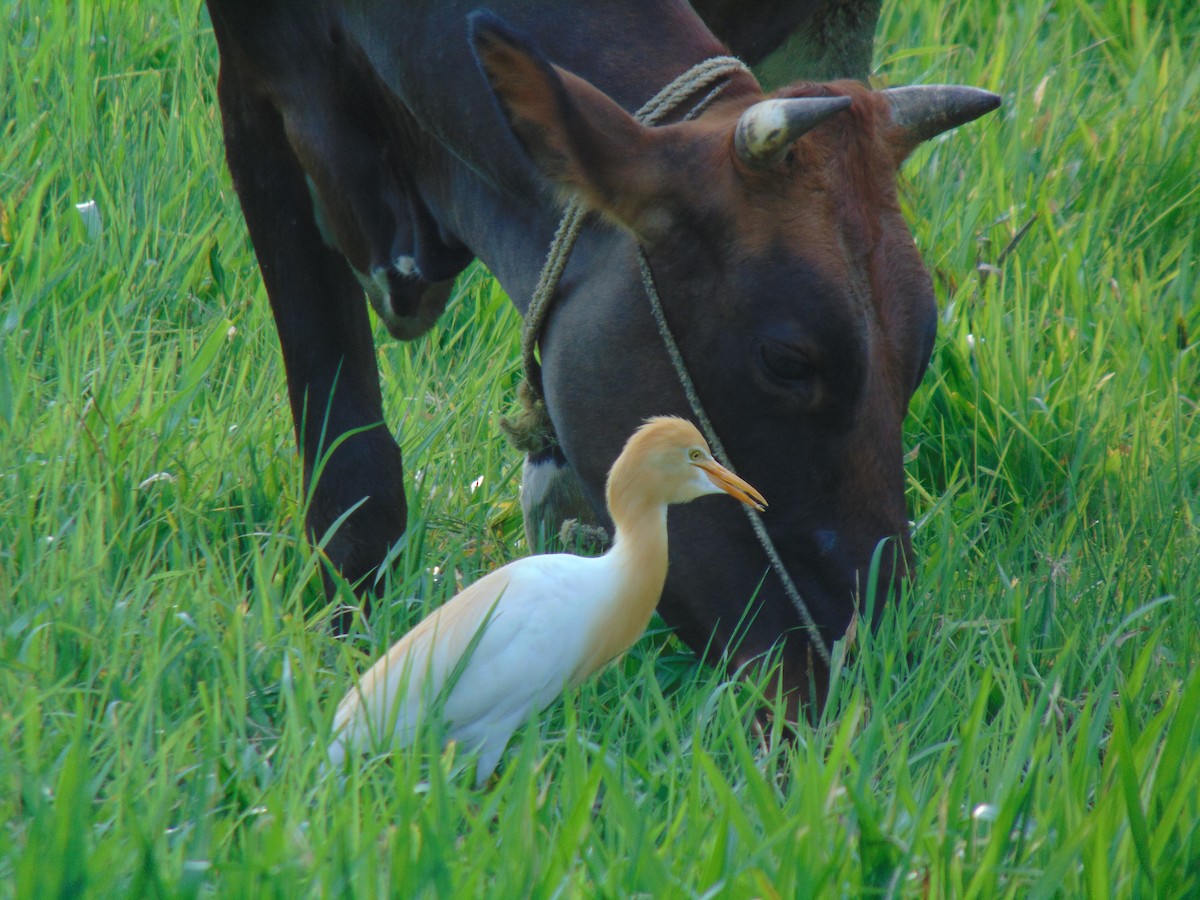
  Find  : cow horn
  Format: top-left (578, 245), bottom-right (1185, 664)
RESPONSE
top-left (883, 85), bottom-right (1001, 146)
top-left (734, 96), bottom-right (853, 170)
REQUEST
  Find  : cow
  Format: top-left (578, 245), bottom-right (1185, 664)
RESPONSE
top-left (204, 0), bottom-right (998, 715)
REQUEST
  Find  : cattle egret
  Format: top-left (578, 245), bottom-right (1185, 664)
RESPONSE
top-left (327, 416), bottom-right (767, 784)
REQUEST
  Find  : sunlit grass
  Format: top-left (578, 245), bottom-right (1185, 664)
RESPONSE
top-left (2, 0), bottom-right (1198, 894)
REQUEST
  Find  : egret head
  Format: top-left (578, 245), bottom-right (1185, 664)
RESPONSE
top-left (608, 417), bottom-right (768, 512)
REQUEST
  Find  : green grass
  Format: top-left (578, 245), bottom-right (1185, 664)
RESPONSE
top-left (2, 0), bottom-right (1199, 894)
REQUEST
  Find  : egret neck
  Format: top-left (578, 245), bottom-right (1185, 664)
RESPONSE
top-left (571, 448), bottom-right (674, 682)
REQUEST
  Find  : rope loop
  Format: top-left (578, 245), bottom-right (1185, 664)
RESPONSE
top-left (504, 56), bottom-right (749, 451)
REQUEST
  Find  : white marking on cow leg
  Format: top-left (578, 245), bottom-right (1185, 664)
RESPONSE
top-left (394, 255), bottom-right (419, 278)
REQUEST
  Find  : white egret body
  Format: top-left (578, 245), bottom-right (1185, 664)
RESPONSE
top-left (327, 417), bottom-right (767, 783)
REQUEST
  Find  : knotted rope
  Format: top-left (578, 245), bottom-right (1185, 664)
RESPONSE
top-left (504, 56), bottom-right (833, 668)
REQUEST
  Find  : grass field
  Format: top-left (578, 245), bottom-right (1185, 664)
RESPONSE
top-left (2, 0), bottom-right (1198, 895)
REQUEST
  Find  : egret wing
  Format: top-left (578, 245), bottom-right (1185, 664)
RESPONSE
top-left (438, 554), bottom-right (605, 749)
top-left (329, 567), bottom-right (513, 761)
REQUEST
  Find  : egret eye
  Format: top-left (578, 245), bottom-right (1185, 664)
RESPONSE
top-left (688, 449), bottom-right (703, 462)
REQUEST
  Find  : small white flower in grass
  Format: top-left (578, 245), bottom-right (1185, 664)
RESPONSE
top-left (74, 199), bottom-right (102, 241)
top-left (971, 803), bottom-right (999, 822)
top-left (1033, 74), bottom-right (1050, 111)
top-left (138, 471), bottom-right (176, 490)
top-left (470, 475), bottom-right (484, 493)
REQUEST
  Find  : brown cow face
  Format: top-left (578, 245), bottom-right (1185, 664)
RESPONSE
top-left (631, 89), bottom-right (936, 663)
top-left (473, 17), bottom-right (994, 709)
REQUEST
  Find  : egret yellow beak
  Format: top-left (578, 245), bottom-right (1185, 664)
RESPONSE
top-left (696, 460), bottom-right (768, 511)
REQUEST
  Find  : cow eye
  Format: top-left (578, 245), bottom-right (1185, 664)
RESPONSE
top-left (753, 337), bottom-right (824, 407)
top-left (758, 339), bottom-right (814, 381)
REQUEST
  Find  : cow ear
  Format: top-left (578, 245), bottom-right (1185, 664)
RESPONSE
top-left (470, 12), bottom-right (675, 240)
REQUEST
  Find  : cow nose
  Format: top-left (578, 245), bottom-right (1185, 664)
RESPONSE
top-left (814, 528), bottom-right (838, 557)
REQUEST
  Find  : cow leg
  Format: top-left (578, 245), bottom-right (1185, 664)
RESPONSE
top-left (215, 60), bottom-right (406, 626)
top-left (519, 445), bottom-right (608, 552)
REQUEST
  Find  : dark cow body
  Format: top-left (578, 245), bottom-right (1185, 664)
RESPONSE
top-left (206, 0), bottom-right (996, 712)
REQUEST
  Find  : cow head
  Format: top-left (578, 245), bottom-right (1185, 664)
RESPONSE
top-left (472, 16), bottom-right (998, 713)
